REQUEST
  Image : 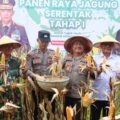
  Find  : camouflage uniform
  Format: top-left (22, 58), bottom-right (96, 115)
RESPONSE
top-left (0, 56), bottom-right (22, 120)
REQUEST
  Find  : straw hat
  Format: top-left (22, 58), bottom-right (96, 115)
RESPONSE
top-left (0, 36), bottom-right (21, 50)
top-left (93, 35), bottom-right (120, 48)
top-left (64, 36), bottom-right (93, 53)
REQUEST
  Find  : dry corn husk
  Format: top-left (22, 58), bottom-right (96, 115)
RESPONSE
top-left (51, 88), bottom-right (59, 103)
top-left (81, 91), bottom-right (95, 107)
top-left (114, 81), bottom-right (120, 86)
top-left (79, 55), bottom-right (97, 72)
top-left (39, 101), bottom-right (48, 120)
top-left (49, 62), bottom-right (62, 77)
top-left (102, 78), bottom-right (116, 120)
top-left (51, 88), bottom-right (68, 102)
top-left (20, 55), bottom-right (26, 68)
top-left (86, 55), bottom-right (96, 67)
top-left (101, 57), bottom-right (111, 72)
top-left (11, 83), bottom-right (25, 90)
top-left (108, 100), bottom-right (115, 120)
top-left (0, 86), bottom-right (5, 93)
top-left (0, 102), bottom-right (20, 113)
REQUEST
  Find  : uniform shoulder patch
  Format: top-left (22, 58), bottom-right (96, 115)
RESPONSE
top-left (48, 49), bottom-right (55, 52)
top-left (29, 49), bottom-right (39, 56)
top-left (64, 54), bottom-right (72, 61)
top-left (48, 49), bottom-right (55, 56)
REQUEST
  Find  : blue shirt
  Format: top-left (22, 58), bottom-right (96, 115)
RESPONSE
top-left (92, 53), bottom-right (120, 100)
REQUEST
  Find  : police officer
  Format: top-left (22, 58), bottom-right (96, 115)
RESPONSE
top-left (0, 0), bottom-right (30, 50)
top-left (63, 36), bottom-right (93, 120)
top-left (26, 30), bottom-right (55, 120)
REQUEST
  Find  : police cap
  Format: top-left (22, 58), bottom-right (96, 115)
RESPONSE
top-left (0, 0), bottom-right (15, 10)
top-left (38, 30), bottom-right (51, 42)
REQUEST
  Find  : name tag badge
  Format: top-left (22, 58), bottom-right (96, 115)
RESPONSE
top-left (33, 58), bottom-right (41, 64)
top-left (48, 58), bottom-right (53, 64)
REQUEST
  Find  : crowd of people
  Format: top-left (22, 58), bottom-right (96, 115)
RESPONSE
top-left (0, 0), bottom-right (120, 120)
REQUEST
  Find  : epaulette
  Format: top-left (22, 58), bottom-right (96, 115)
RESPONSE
top-left (29, 49), bottom-right (39, 57)
top-left (65, 54), bottom-right (72, 61)
top-left (48, 49), bottom-right (55, 52)
top-left (48, 49), bottom-right (55, 53)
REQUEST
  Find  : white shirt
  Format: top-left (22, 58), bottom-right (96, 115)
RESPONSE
top-left (92, 52), bottom-right (120, 100)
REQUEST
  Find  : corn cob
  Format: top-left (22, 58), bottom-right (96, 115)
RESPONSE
top-left (1, 53), bottom-right (5, 65)
top-left (55, 47), bottom-right (60, 58)
top-left (66, 106), bottom-right (73, 120)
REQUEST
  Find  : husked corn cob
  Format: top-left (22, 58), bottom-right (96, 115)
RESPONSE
top-left (66, 106), bottom-right (73, 120)
top-left (55, 47), bottom-right (60, 58)
top-left (1, 53), bottom-right (5, 65)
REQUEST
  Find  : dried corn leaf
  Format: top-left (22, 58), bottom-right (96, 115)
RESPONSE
top-left (0, 86), bottom-right (5, 93)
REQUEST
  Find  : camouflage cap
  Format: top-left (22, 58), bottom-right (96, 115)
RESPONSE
top-left (0, 0), bottom-right (15, 10)
top-left (38, 30), bottom-right (51, 42)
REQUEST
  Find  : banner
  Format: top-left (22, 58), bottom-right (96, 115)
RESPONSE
top-left (13, 0), bottom-right (120, 52)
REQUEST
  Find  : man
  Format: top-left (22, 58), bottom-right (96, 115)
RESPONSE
top-left (26, 30), bottom-right (55, 120)
top-left (63, 36), bottom-right (93, 120)
top-left (90, 35), bottom-right (120, 120)
top-left (0, 36), bottom-right (22, 119)
top-left (0, 0), bottom-right (30, 51)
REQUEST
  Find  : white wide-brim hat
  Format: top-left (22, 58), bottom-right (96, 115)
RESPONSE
top-left (0, 36), bottom-right (21, 50)
top-left (93, 35), bottom-right (120, 48)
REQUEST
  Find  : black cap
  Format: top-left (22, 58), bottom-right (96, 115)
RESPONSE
top-left (38, 30), bottom-right (51, 42)
top-left (0, 0), bottom-right (15, 9)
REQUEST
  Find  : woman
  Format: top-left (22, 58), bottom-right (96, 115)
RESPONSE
top-left (63, 36), bottom-right (93, 120)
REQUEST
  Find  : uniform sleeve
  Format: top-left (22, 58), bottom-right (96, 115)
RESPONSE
top-left (26, 54), bottom-right (33, 71)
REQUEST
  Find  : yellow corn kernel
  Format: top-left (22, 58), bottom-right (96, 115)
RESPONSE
top-left (1, 53), bottom-right (5, 65)
top-left (21, 56), bottom-right (25, 67)
top-left (66, 106), bottom-right (73, 120)
top-left (86, 55), bottom-right (92, 64)
top-left (55, 47), bottom-right (60, 58)
top-left (102, 56), bottom-right (107, 64)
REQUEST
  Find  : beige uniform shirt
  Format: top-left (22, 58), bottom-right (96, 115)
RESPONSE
top-left (26, 48), bottom-right (55, 75)
top-left (63, 54), bottom-right (89, 98)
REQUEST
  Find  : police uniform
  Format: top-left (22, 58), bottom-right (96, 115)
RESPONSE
top-left (27, 48), bottom-right (54, 75)
top-left (63, 36), bottom-right (93, 120)
top-left (63, 54), bottom-right (89, 120)
top-left (0, 0), bottom-right (30, 49)
top-left (26, 30), bottom-right (55, 120)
